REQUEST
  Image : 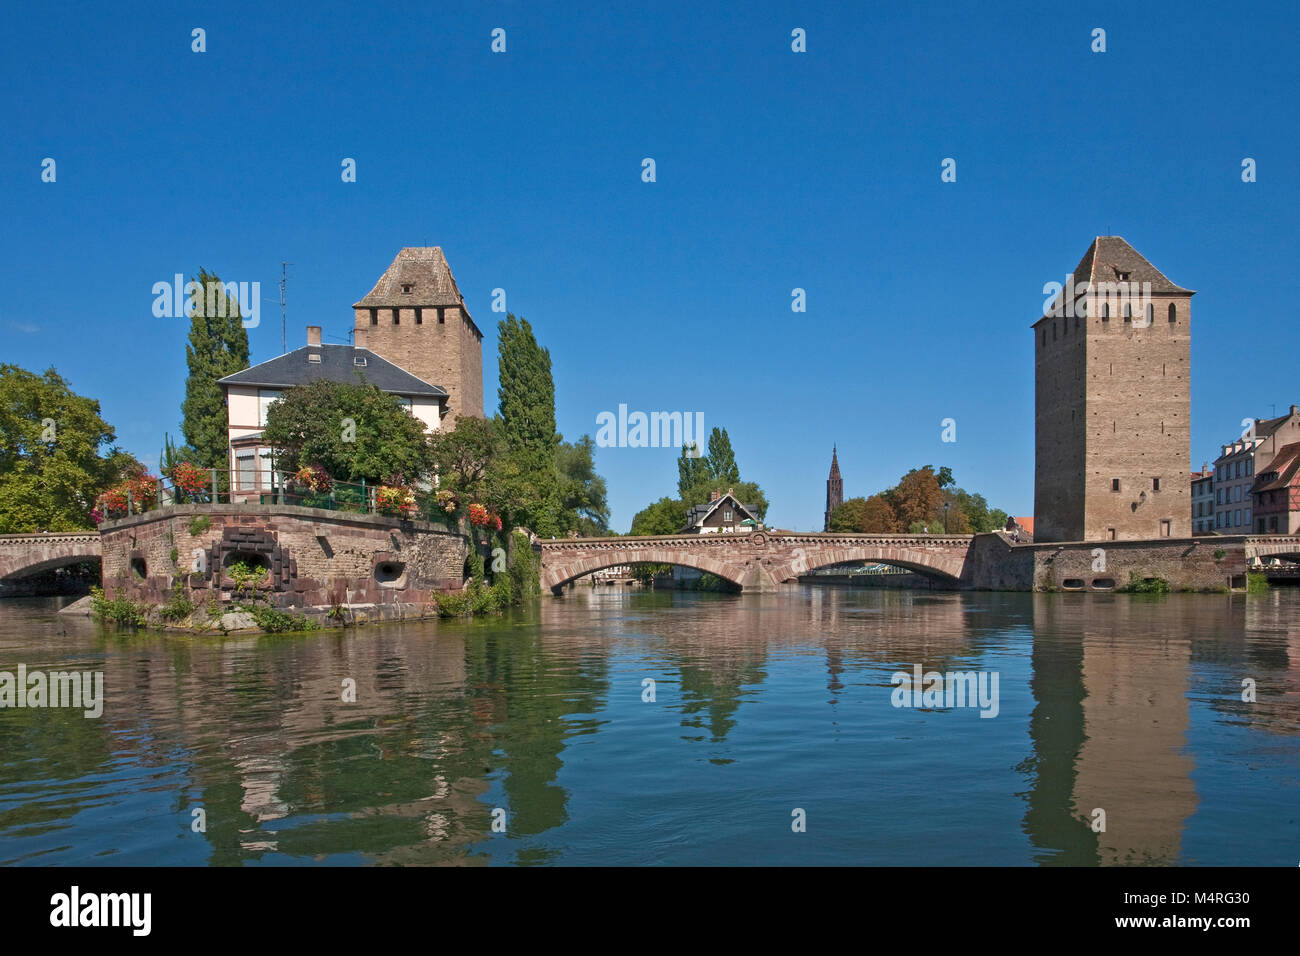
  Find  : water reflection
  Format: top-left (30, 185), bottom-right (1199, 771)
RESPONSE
top-left (0, 587), bottom-right (1296, 865)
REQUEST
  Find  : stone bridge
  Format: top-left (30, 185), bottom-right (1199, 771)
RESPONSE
top-left (0, 532), bottom-right (102, 582)
top-left (537, 531), bottom-right (976, 593)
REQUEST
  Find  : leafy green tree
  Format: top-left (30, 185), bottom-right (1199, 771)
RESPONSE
top-left (892, 466), bottom-right (944, 530)
top-left (829, 494), bottom-right (901, 533)
top-left (556, 435), bottom-right (610, 535)
top-left (630, 497), bottom-right (687, 536)
top-left (260, 380), bottom-right (435, 484)
top-left (430, 415), bottom-right (505, 504)
top-left (0, 365), bottom-right (140, 531)
top-left (180, 269), bottom-right (250, 470)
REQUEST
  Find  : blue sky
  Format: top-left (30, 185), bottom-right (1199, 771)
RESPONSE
top-left (3, 1), bottom-right (1297, 531)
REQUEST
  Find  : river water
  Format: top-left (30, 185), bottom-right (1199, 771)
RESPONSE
top-left (0, 587), bottom-right (1296, 866)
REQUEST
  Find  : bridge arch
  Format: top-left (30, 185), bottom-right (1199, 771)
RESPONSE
top-left (768, 545), bottom-right (965, 584)
top-left (540, 548), bottom-right (748, 593)
top-left (0, 534), bottom-right (103, 582)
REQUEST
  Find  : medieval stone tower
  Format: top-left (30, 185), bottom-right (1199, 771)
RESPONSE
top-left (824, 446), bottom-right (843, 531)
top-left (1033, 237), bottom-right (1193, 543)
top-left (352, 247), bottom-right (484, 425)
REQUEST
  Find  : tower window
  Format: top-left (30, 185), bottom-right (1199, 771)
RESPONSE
top-left (369, 308), bottom-right (378, 326)
top-left (1111, 478), bottom-right (1121, 492)
top-left (1145, 303), bottom-right (1153, 324)
top-left (1168, 303), bottom-right (1177, 323)
top-left (416, 308), bottom-right (423, 325)
top-left (1102, 303), bottom-right (1110, 321)
top-left (1152, 477), bottom-right (1161, 491)
top-left (438, 310), bottom-right (445, 324)
top-left (392, 308), bottom-right (401, 325)
top-left (1123, 303), bottom-right (1132, 322)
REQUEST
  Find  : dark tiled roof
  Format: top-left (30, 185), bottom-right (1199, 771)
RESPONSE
top-left (682, 494), bottom-right (760, 529)
top-left (217, 344), bottom-right (447, 397)
top-left (1038, 236), bottom-right (1194, 325)
top-left (1253, 410), bottom-right (1297, 439)
top-left (354, 247), bottom-right (466, 308)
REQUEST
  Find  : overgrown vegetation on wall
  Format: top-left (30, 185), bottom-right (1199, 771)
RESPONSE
top-left (435, 529), bottom-right (540, 618)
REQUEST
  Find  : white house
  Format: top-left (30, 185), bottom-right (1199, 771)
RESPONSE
top-left (217, 325), bottom-right (447, 501)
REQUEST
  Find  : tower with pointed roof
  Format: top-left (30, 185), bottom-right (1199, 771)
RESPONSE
top-left (1033, 237), bottom-right (1194, 542)
top-left (824, 446), bottom-right (843, 531)
top-left (353, 247), bottom-right (483, 426)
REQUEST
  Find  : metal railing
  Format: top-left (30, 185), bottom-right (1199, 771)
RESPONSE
top-left (103, 469), bottom-right (451, 524)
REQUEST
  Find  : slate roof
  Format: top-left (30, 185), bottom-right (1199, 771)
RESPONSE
top-left (1037, 236), bottom-right (1194, 325)
top-left (682, 493), bottom-right (761, 530)
top-left (217, 344), bottom-right (447, 397)
top-left (1252, 410), bottom-right (1297, 439)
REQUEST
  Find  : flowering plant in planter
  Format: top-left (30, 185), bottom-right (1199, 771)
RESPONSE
top-left (375, 484), bottom-right (417, 517)
top-left (468, 503), bottom-right (503, 530)
top-left (93, 473), bottom-right (160, 522)
top-left (293, 464), bottom-right (333, 493)
top-left (434, 489), bottom-right (459, 514)
top-left (166, 461), bottom-right (209, 499)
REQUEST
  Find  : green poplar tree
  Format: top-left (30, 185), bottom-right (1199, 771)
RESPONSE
top-left (704, 427), bottom-right (740, 485)
top-left (496, 313), bottom-right (561, 535)
top-left (180, 269), bottom-right (250, 470)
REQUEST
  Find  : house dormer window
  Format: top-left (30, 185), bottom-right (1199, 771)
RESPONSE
top-left (401, 283), bottom-right (413, 294)
top-left (723, 509), bottom-right (733, 522)
top-left (354, 356), bottom-right (367, 366)
top-left (308, 352), bottom-right (321, 363)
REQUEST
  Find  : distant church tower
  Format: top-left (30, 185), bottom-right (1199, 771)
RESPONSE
top-left (824, 446), bottom-right (843, 531)
top-left (1033, 237), bottom-right (1193, 542)
top-left (352, 247), bottom-right (484, 426)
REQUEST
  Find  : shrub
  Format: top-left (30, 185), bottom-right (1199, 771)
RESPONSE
top-left (1213, 549), bottom-right (1226, 561)
top-left (159, 584), bottom-right (195, 622)
top-left (247, 605), bottom-right (315, 633)
top-left (226, 560), bottom-right (269, 594)
top-left (1246, 571), bottom-right (1270, 594)
top-left (89, 586), bottom-right (149, 628)
top-left (1119, 573), bottom-right (1171, 594)
top-left (188, 515), bottom-right (211, 536)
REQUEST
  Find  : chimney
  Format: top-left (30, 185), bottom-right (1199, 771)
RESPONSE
top-left (1291, 405), bottom-right (1298, 416)
top-left (353, 327), bottom-right (366, 349)
top-left (306, 326), bottom-right (322, 346)
top-left (709, 489), bottom-right (721, 502)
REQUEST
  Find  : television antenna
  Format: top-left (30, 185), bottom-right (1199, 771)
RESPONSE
top-left (279, 261), bottom-right (292, 354)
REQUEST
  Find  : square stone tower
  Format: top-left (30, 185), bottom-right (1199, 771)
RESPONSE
top-left (1033, 237), bottom-right (1194, 542)
top-left (353, 247), bottom-right (484, 425)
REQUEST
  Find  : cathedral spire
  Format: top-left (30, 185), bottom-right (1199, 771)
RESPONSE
top-left (824, 446), bottom-right (843, 531)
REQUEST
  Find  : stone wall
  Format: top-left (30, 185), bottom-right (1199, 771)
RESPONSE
top-left (354, 303), bottom-right (483, 426)
top-left (1026, 536), bottom-right (1247, 592)
top-left (98, 504), bottom-right (470, 609)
